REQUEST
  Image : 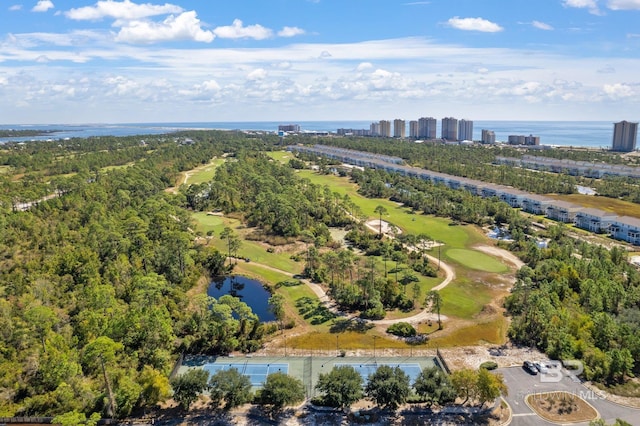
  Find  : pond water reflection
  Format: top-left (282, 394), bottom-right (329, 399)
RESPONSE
top-left (207, 275), bottom-right (275, 322)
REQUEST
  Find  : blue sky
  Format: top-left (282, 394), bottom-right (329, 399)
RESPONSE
top-left (1, 0), bottom-right (639, 124)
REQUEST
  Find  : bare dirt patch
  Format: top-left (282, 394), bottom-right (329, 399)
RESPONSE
top-left (526, 391), bottom-right (598, 423)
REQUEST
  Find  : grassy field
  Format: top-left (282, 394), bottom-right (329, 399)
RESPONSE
top-left (445, 249), bottom-right (508, 273)
top-left (191, 212), bottom-right (304, 273)
top-left (548, 193), bottom-right (640, 219)
top-left (185, 158), bottom-right (225, 185)
top-left (296, 170), bottom-right (480, 249)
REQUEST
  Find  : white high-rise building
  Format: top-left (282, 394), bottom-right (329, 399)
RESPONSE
top-left (393, 119), bottom-right (406, 138)
top-left (379, 120), bottom-right (391, 138)
top-left (418, 117), bottom-right (437, 139)
top-left (458, 119), bottom-right (473, 141)
top-left (441, 117), bottom-right (458, 140)
top-left (481, 129), bottom-right (496, 144)
top-left (409, 120), bottom-right (418, 138)
top-left (612, 120), bottom-right (638, 152)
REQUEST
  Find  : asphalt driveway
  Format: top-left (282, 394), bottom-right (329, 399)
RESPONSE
top-left (498, 366), bottom-right (640, 426)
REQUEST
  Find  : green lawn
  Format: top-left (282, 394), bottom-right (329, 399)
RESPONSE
top-left (186, 158), bottom-right (225, 185)
top-left (445, 249), bottom-right (508, 273)
top-left (296, 169), bottom-right (479, 249)
top-left (265, 151), bottom-right (294, 163)
top-left (438, 279), bottom-right (493, 319)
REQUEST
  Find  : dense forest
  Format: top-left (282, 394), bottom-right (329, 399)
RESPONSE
top-left (506, 231), bottom-right (640, 385)
top-left (292, 136), bottom-right (640, 203)
top-left (0, 132), bottom-right (276, 418)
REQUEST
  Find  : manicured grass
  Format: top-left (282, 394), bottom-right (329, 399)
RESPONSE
top-left (186, 158), bottom-right (225, 185)
top-left (296, 169), bottom-right (481, 249)
top-left (445, 249), bottom-right (508, 273)
top-left (438, 280), bottom-right (493, 319)
top-left (265, 151), bottom-right (293, 163)
top-left (548, 193), bottom-right (640, 219)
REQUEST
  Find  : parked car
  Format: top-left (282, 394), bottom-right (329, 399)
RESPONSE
top-left (535, 362), bottom-right (549, 374)
top-left (523, 361), bottom-right (538, 375)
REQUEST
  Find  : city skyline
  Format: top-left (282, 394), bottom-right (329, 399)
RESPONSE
top-left (2, 1), bottom-right (640, 124)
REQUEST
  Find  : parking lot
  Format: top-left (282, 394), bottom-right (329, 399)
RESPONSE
top-left (498, 366), bottom-right (640, 425)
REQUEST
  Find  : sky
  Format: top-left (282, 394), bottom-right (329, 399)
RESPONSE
top-left (1, 0), bottom-right (640, 124)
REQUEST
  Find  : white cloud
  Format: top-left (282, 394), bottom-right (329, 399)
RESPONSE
top-left (115, 11), bottom-right (214, 44)
top-left (9, 5), bottom-right (22, 11)
top-left (562, 0), bottom-right (602, 15)
top-left (32, 1), bottom-right (54, 12)
top-left (447, 17), bottom-right (503, 33)
top-left (213, 19), bottom-right (272, 40)
top-left (532, 20), bottom-right (554, 30)
top-left (66, 0), bottom-right (183, 20)
top-left (247, 68), bottom-right (267, 81)
top-left (603, 83), bottom-right (635, 98)
top-left (356, 62), bottom-right (373, 71)
top-left (278, 26), bottom-right (305, 37)
top-left (607, 0), bottom-right (640, 9)
top-left (597, 66), bottom-right (616, 73)
top-left (201, 79), bottom-right (220, 91)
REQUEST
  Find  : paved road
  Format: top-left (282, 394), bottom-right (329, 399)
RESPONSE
top-left (499, 366), bottom-right (640, 425)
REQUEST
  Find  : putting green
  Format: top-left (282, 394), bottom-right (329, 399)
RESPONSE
top-left (446, 248), bottom-right (508, 273)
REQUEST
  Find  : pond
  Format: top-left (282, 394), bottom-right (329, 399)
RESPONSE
top-left (207, 275), bottom-right (276, 322)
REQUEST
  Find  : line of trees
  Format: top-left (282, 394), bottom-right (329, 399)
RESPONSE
top-left (314, 364), bottom-right (506, 411)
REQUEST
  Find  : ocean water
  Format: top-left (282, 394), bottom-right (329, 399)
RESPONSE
top-left (0, 120), bottom-right (622, 149)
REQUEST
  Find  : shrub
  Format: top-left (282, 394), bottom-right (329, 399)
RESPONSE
top-left (387, 322), bottom-right (417, 337)
top-left (480, 361), bottom-right (498, 370)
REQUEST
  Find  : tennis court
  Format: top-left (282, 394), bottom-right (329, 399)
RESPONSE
top-left (335, 362), bottom-right (423, 383)
top-left (180, 355), bottom-right (441, 395)
top-left (203, 362), bottom-right (289, 386)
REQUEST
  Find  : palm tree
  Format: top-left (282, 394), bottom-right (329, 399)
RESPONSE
top-left (426, 290), bottom-right (443, 330)
top-left (373, 205), bottom-right (388, 236)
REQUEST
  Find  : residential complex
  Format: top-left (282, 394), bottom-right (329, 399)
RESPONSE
top-left (418, 117), bottom-right (437, 139)
top-left (481, 129), bottom-right (496, 144)
top-left (441, 117), bottom-right (458, 141)
top-left (393, 119), bottom-right (406, 138)
top-left (508, 134), bottom-right (540, 146)
top-left (458, 119), bottom-right (473, 141)
top-left (612, 120), bottom-right (638, 152)
top-left (289, 144), bottom-right (640, 246)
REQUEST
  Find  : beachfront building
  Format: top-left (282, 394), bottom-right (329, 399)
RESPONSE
top-left (458, 119), bottom-right (473, 141)
top-left (612, 120), bottom-right (638, 152)
top-left (379, 120), bottom-right (392, 138)
top-left (508, 134), bottom-right (540, 146)
top-left (409, 120), bottom-right (418, 139)
top-left (394, 119), bottom-right (406, 138)
top-left (278, 124), bottom-right (300, 133)
top-left (418, 117), bottom-right (437, 139)
top-left (370, 122), bottom-right (381, 137)
top-left (441, 117), bottom-right (458, 141)
top-left (481, 129), bottom-right (496, 144)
